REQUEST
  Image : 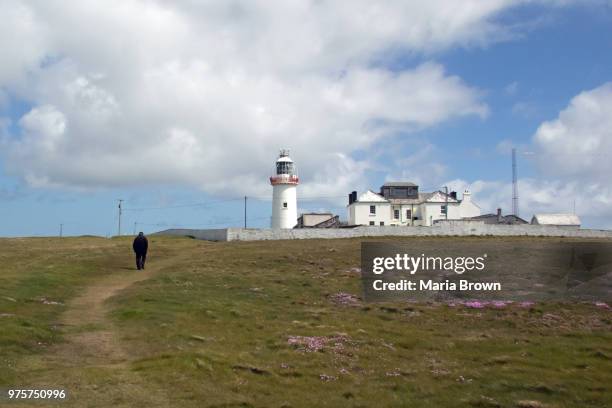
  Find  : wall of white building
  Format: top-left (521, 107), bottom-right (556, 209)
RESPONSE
top-left (349, 200), bottom-right (392, 226)
top-left (389, 204), bottom-right (421, 226)
top-left (421, 202), bottom-right (461, 226)
top-left (458, 191), bottom-right (480, 218)
top-left (350, 201), bottom-right (462, 226)
top-left (348, 190), bottom-right (480, 226)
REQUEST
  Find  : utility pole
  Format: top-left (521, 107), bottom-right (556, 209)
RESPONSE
top-left (512, 148), bottom-right (519, 217)
top-left (444, 186), bottom-right (448, 220)
top-left (59, 223), bottom-right (63, 238)
top-left (244, 196), bottom-right (247, 228)
top-left (117, 199), bottom-right (124, 236)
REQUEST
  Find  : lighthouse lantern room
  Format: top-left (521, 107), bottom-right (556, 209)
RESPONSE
top-left (270, 149), bottom-right (299, 229)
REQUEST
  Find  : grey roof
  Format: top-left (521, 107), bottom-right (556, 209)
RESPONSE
top-left (388, 198), bottom-right (422, 204)
top-left (387, 192), bottom-right (428, 204)
top-left (468, 214), bottom-right (528, 225)
top-left (468, 214), bottom-right (497, 220)
top-left (505, 215), bottom-right (529, 224)
top-left (387, 192), bottom-right (457, 205)
top-left (381, 182), bottom-right (417, 187)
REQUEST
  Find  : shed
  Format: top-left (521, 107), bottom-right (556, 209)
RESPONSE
top-left (531, 213), bottom-right (581, 227)
top-left (296, 213), bottom-right (340, 228)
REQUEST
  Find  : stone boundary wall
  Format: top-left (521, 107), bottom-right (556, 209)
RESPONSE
top-left (156, 228), bottom-right (228, 241)
top-left (157, 222), bottom-right (612, 241)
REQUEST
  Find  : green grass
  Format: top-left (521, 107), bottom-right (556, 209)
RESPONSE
top-left (1, 236), bottom-right (611, 407)
top-left (0, 237), bottom-right (128, 381)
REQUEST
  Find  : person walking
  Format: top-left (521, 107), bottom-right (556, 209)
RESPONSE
top-left (132, 232), bottom-right (148, 270)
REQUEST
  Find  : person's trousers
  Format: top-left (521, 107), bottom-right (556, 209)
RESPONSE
top-left (135, 253), bottom-right (147, 270)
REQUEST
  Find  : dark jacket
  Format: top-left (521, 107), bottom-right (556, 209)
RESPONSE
top-left (132, 234), bottom-right (148, 254)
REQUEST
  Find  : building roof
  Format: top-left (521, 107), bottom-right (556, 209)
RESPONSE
top-left (388, 192), bottom-right (433, 204)
top-left (352, 190), bottom-right (460, 205)
top-left (387, 198), bottom-right (422, 205)
top-left (297, 213), bottom-right (337, 228)
top-left (468, 214), bottom-right (528, 224)
top-left (276, 156), bottom-right (293, 163)
top-left (531, 213), bottom-right (581, 226)
top-left (356, 190), bottom-right (389, 203)
top-left (381, 182), bottom-right (417, 187)
top-left (421, 191), bottom-right (459, 203)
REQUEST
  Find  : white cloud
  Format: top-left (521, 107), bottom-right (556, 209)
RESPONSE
top-left (0, 0), bottom-right (596, 197)
top-left (534, 82), bottom-right (612, 181)
top-left (0, 0), bottom-right (49, 86)
top-left (393, 144), bottom-right (450, 189)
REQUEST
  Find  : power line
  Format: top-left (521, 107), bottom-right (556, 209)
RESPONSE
top-left (157, 216), bottom-right (270, 229)
top-left (123, 197), bottom-right (243, 211)
top-left (443, 186), bottom-right (448, 220)
top-left (248, 195), bottom-right (348, 201)
top-left (244, 196), bottom-right (247, 228)
top-left (117, 199), bottom-right (124, 236)
top-left (122, 195), bottom-right (349, 211)
top-left (512, 148), bottom-right (519, 217)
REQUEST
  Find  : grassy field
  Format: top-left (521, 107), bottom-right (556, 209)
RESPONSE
top-left (1, 236), bottom-right (611, 407)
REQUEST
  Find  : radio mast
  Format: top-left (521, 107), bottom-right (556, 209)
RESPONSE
top-left (512, 148), bottom-right (519, 217)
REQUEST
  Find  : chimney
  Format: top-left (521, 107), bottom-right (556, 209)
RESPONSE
top-left (497, 208), bottom-right (502, 223)
top-left (349, 191), bottom-right (357, 205)
top-left (463, 190), bottom-right (471, 202)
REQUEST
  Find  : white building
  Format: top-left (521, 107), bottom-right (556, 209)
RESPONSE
top-left (347, 182), bottom-right (480, 226)
top-left (270, 149), bottom-right (299, 229)
top-left (531, 213), bottom-right (580, 227)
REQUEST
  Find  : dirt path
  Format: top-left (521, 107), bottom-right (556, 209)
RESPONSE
top-left (60, 267), bottom-right (155, 366)
top-left (42, 259), bottom-right (174, 407)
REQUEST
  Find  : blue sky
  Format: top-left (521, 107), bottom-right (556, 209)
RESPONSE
top-left (1, 1), bottom-right (612, 236)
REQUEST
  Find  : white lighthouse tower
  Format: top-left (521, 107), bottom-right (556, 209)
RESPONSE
top-left (270, 149), bottom-right (299, 229)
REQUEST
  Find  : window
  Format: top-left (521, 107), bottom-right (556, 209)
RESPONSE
top-left (276, 161), bottom-right (294, 175)
top-left (394, 209), bottom-right (400, 220)
top-left (369, 221), bottom-right (375, 226)
top-left (440, 205), bottom-right (447, 215)
top-left (406, 209), bottom-right (412, 219)
top-left (380, 221), bottom-right (384, 226)
top-left (283, 202), bottom-right (288, 209)
top-left (369, 205), bottom-right (376, 215)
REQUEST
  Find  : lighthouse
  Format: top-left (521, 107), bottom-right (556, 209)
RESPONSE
top-left (270, 149), bottom-right (299, 229)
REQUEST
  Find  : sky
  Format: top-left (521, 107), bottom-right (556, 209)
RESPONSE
top-left (1, 0), bottom-right (612, 237)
